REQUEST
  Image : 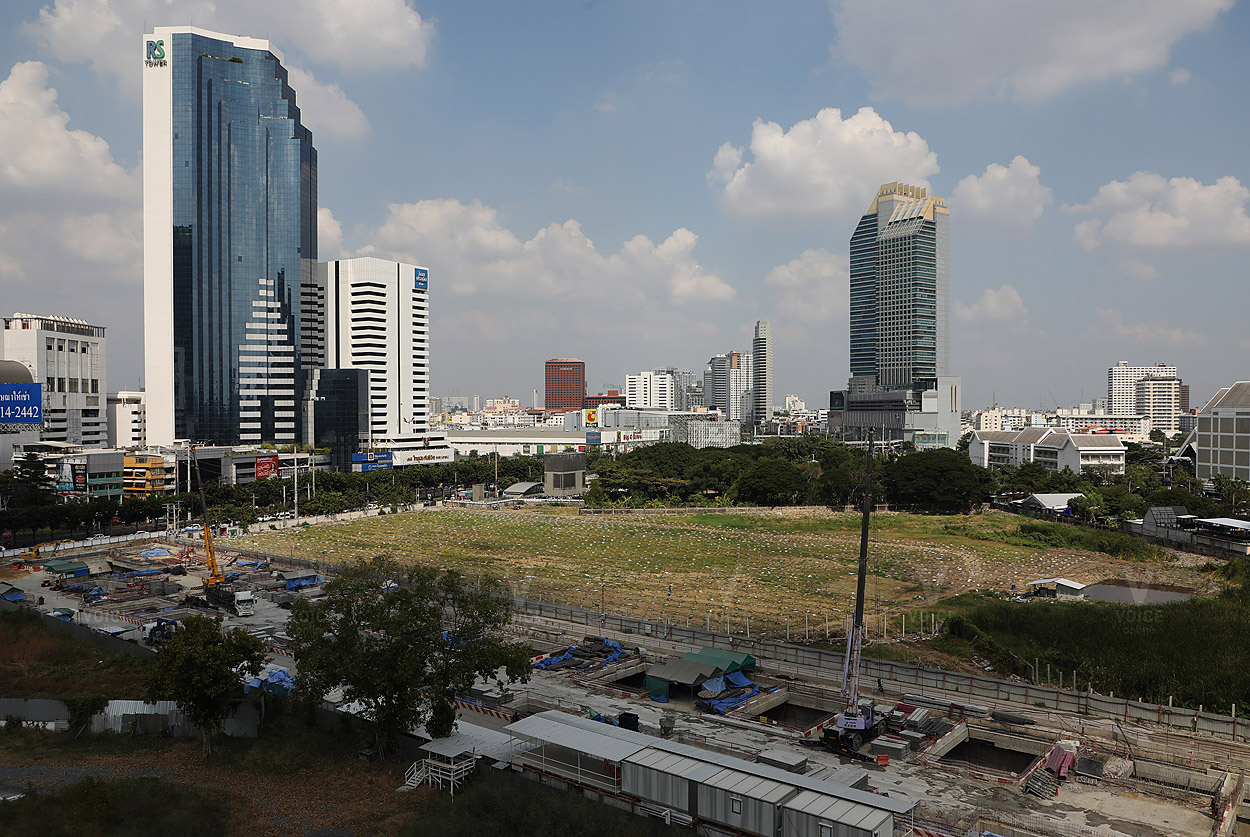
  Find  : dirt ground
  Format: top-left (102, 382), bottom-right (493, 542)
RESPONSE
top-left (0, 736), bottom-right (425, 836)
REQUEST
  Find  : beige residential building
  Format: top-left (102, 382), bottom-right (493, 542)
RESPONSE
top-left (1191, 382), bottom-right (1250, 482)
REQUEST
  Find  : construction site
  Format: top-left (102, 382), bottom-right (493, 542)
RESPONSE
top-left (2, 504), bottom-right (1247, 835)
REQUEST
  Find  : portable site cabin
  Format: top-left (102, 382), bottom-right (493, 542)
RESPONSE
top-left (1025, 578), bottom-right (1086, 598)
top-left (684, 646), bottom-right (756, 673)
top-left (505, 711), bottom-right (912, 836)
top-left (698, 768), bottom-right (795, 837)
top-left (781, 789), bottom-right (893, 837)
top-left (621, 749), bottom-right (722, 817)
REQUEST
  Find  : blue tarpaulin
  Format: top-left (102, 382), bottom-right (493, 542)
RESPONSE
top-left (535, 651), bottom-right (572, 670)
top-left (139, 548), bottom-right (171, 557)
top-left (112, 568), bottom-right (163, 579)
top-left (285, 575), bottom-right (321, 591)
top-left (603, 638), bottom-right (625, 664)
top-left (699, 671), bottom-right (759, 714)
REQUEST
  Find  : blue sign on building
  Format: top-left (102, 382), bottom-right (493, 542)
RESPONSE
top-left (585, 431), bottom-right (602, 446)
top-left (0, 383), bottom-right (42, 424)
top-left (415, 267), bottom-right (429, 290)
top-left (351, 451), bottom-right (394, 463)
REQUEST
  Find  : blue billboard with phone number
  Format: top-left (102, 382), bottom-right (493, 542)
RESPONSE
top-left (0, 383), bottom-right (42, 423)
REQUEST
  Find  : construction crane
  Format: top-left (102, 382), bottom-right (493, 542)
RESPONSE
top-left (190, 444), bottom-right (226, 586)
top-left (187, 445), bottom-right (255, 616)
top-left (823, 431), bottom-right (886, 755)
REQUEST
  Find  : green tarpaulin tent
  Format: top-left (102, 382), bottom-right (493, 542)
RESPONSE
top-left (683, 647), bottom-right (756, 673)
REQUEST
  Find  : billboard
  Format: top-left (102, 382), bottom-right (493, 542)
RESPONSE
top-left (0, 383), bottom-right (42, 424)
top-left (582, 408), bottom-right (599, 427)
top-left (254, 455), bottom-right (279, 479)
top-left (585, 431), bottom-right (601, 445)
top-left (414, 267), bottom-right (429, 290)
top-left (351, 452), bottom-right (394, 463)
top-left (72, 463), bottom-right (87, 492)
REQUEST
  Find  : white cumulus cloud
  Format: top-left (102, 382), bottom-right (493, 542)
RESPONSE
top-left (1069, 172), bottom-right (1250, 250)
top-left (358, 199), bottom-right (737, 370)
top-left (318, 207), bottom-right (344, 261)
top-left (710, 107), bottom-right (938, 218)
top-left (950, 156), bottom-right (1052, 235)
top-left (0, 61), bottom-right (133, 204)
top-left (764, 249), bottom-right (848, 324)
top-left (367, 198), bottom-right (734, 306)
top-left (954, 284), bottom-right (1028, 324)
top-left (286, 67), bottom-right (370, 140)
top-left (22, 0), bottom-right (427, 134)
top-left (0, 60), bottom-right (143, 382)
top-left (1090, 309), bottom-right (1207, 348)
top-left (831, 0), bottom-right (1232, 104)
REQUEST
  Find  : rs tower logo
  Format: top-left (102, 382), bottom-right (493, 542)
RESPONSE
top-left (145, 39), bottom-right (167, 67)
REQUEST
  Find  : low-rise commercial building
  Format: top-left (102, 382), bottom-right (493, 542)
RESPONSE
top-left (968, 428), bottom-right (1126, 474)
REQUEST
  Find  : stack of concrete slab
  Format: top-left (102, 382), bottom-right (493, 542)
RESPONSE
top-left (870, 735), bottom-right (911, 759)
top-left (756, 749), bottom-right (808, 774)
top-left (897, 730), bottom-right (928, 751)
top-left (904, 707), bottom-right (930, 729)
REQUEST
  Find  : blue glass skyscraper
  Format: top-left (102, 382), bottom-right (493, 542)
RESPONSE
top-left (143, 27), bottom-right (316, 446)
top-left (847, 182), bottom-right (949, 393)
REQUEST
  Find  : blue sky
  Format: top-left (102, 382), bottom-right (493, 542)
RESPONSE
top-left (0, 1), bottom-right (1247, 411)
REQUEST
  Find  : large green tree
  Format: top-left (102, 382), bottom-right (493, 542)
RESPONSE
top-left (287, 558), bottom-right (531, 753)
top-left (146, 615), bottom-right (267, 755)
top-left (9, 452), bottom-right (56, 507)
top-left (734, 458), bottom-right (809, 506)
top-left (881, 448), bottom-right (998, 511)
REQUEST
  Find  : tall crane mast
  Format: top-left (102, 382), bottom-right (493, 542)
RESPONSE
top-left (825, 430), bottom-right (882, 754)
top-left (841, 430), bottom-right (873, 708)
top-left (190, 445), bottom-right (225, 587)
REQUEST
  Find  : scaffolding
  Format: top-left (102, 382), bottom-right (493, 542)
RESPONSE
top-left (404, 749), bottom-right (477, 796)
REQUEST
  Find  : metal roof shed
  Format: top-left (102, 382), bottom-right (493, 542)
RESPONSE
top-left (622, 748), bottom-right (721, 814)
top-left (780, 789), bottom-right (894, 837)
top-left (505, 711), bottom-right (646, 792)
top-left (698, 768), bottom-right (796, 837)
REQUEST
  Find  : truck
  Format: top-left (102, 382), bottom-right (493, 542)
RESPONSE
top-left (205, 585), bottom-right (256, 617)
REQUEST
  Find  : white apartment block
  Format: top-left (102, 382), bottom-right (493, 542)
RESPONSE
top-left (625, 370), bottom-right (677, 410)
top-left (319, 257), bottom-right (430, 443)
top-left (972, 408), bottom-right (1040, 432)
top-left (968, 428), bottom-right (1126, 474)
top-left (1191, 382), bottom-right (1250, 482)
top-left (2, 313), bottom-right (108, 448)
top-left (1051, 411), bottom-right (1151, 442)
top-left (1135, 375), bottom-right (1183, 435)
top-left (784, 395), bottom-right (806, 412)
top-left (751, 319), bottom-right (773, 423)
top-left (107, 391), bottom-right (147, 447)
top-left (1108, 361), bottom-right (1176, 416)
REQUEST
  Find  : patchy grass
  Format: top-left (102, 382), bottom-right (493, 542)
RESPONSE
top-left (0, 776), bottom-right (235, 836)
top-left (232, 508), bottom-right (1207, 638)
top-left (0, 608), bottom-right (150, 699)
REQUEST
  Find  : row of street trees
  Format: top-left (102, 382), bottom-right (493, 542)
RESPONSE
top-left (586, 439), bottom-right (997, 511)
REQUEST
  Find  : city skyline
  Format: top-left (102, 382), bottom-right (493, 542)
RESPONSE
top-left (0, 2), bottom-right (1247, 409)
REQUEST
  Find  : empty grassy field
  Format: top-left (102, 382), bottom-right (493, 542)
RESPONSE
top-left (234, 508), bottom-right (1213, 636)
